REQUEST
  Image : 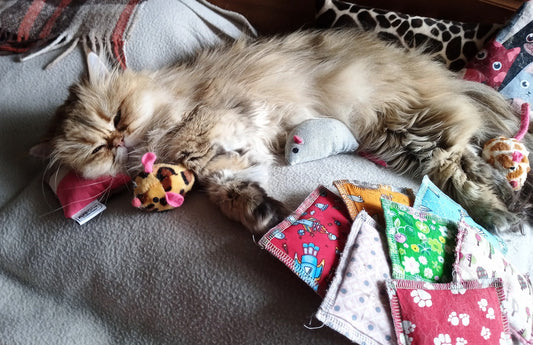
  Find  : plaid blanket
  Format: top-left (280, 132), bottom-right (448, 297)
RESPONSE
top-left (0, 0), bottom-right (145, 68)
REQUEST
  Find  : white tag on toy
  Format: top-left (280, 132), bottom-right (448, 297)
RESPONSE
top-left (71, 200), bottom-right (107, 225)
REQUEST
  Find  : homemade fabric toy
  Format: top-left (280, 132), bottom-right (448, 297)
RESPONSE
top-left (381, 198), bottom-right (457, 283)
top-left (463, 40), bottom-right (520, 89)
top-left (285, 118), bottom-right (389, 167)
top-left (334, 179), bottom-right (414, 221)
top-left (482, 103), bottom-right (531, 191)
top-left (315, 211), bottom-right (396, 345)
top-left (131, 152), bottom-right (195, 211)
top-left (285, 118), bottom-right (359, 165)
top-left (414, 175), bottom-right (508, 253)
top-left (316, 0), bottom-right (501, 71)
top-left (386, 278), bottom-right (512, 345)
top-left (462, 1), bottom-right (533, 111)
top-left (454, 220), bottom-right (533, 343)
top-left (46, 166), bottom-right (130, 224)
top-left (258, 185), bottom-right (352, 297)
top-left (496, 0), bottom-right (533, 101)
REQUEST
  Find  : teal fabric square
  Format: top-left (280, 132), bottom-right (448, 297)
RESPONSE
top-left (414, 175), bottom-right (507, 254)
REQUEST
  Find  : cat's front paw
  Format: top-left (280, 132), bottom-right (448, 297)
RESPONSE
top-left (174, 147), bottom-right (216, 174)
top-left (207, 179), bottom-right (290, 236)
top-left (249, 195), bottom-right (291, 235)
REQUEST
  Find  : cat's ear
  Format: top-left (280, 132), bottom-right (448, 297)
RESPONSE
top-left (87, 52), bottom-right (109, 83)
top-left (29, 141), bottom-right (53, 159)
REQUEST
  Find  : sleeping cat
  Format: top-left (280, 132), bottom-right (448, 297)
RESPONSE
top-left (40, 29), bottom-right (532, 234)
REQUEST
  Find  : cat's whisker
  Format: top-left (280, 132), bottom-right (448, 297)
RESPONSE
top-left (39, 190), bottom-right (111, 219)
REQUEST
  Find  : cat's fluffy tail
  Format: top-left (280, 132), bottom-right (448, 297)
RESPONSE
top-left (426, 147), bottom-right (521, 232)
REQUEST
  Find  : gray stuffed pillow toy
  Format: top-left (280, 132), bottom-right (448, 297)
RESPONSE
top-left (285, 118), bottom-right (359, 165)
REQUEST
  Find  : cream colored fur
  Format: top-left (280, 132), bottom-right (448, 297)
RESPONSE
top-left (45, 29), bottom-right (530, 233)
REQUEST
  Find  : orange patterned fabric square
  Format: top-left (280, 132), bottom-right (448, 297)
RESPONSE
top-left (334, 180), bottom-right (414, 221)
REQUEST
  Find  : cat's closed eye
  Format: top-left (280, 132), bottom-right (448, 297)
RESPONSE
top-left (114, 109), bottom-right (122, 128)
top-left (92, 144), bottom-right (105, 154)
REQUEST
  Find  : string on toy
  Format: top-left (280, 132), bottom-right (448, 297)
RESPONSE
top-left (303, 317), bottom-right (324, 330)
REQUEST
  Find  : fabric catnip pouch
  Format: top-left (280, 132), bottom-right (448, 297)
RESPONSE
top-left (414, 175), bottom-right (507, 254)
top-left (47, 166), bottom-right (131, 224)
top-left (315, 210), bottom-right (396, 345)
top-left (258, 185), bottom-right (352, 296)
top-left (382, 198), bottom-right (457, 283)
top-left (386, 278), bottom-right (512, 345)
top-left (334, 179), bottom-right (414, 222)
top-left (454, 220), bottom-right (533, 344)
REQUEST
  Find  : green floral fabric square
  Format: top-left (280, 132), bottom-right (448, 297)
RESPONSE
top-left (382, 198), bottom-right (457, 283)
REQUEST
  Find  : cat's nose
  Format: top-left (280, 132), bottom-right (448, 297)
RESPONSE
top-left (113, 136), bottom-right (125, 147)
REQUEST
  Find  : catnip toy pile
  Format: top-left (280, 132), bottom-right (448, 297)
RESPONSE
top-left (258, 176), bottom-right (532, 345)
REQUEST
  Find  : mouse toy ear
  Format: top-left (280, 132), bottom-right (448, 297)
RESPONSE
top-left (293, 135), bottom-right (304, 144)
top-left (87, 52), bottom-right (110, 83)
top-left (165, 192), bottom-right (184, 208)
top-left (141, 152), bottom-right (157, 173)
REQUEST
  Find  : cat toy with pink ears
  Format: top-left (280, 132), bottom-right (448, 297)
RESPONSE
top-left (131, 152), bottom-right (195, 211)
top-left (482, 103), bottom-right (531, 191)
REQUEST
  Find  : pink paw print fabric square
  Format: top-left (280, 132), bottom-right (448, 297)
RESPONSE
top-left (315, 211), bottom-right (396, 345)
top-left (258, 185), bottom-right (352, 296)
top-left (386, 279), bottom-right (512, 345)
top-left (454, 220), bottom-right (533, 344)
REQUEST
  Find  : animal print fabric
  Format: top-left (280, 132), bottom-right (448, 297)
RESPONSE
top-left (386, 278), bottom-right (512, 345)
top-left (333, 180), bottom-right (414, 222)
top-left (315, 0), bottom-right (501, 71)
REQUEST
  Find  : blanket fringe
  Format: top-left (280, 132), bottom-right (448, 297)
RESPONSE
top-left (19, 31), bottom-right (74, 63)
top-left (17, 30), bottom-right (119, 70)
top-left (2, 1), bottom-right (146, 69)
top-left (44, 37), bottom-right (79, 70)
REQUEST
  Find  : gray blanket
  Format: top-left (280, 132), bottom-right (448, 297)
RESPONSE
top-left (0, 1), bottom-right (531, 344)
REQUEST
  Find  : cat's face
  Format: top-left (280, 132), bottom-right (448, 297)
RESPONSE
top-left (48, 54), bottom-right (161, 179)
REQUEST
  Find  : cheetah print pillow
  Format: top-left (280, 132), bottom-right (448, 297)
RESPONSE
top-left (315, 0), bottom-right (501, 71)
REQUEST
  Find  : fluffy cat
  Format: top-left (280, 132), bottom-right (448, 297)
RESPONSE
top-left (41, 29), bottom-right (532, 234)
